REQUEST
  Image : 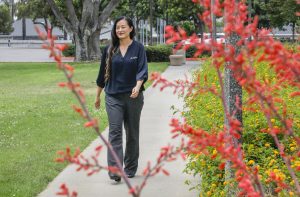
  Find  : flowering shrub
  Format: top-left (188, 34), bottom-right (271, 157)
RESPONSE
top-left (183, 59), bottom-right (300, 196)
top-left (151, 0), bottom-right (300, 196)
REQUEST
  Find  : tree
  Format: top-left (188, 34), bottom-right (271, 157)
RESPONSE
top-left (1, 0), bottom-right (15, 19)
top-left (0, 4), bottom-right (14, 34)
top-left (112, 0), bottom-right (164, 44)
top-left (250, 0), bottom-right (270, 28)
top-left (265, 0), bottom-right (300, 42)
top-left (46, 0), bottom-right (121, 61)
top-left (16, 0), bottom-right (60, 37)
top-left (158, 0), bottom-right (205, 41)
top-left (250, 0), bottom-right (300, 41)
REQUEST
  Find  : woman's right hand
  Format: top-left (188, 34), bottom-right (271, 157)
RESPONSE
top-left (95, 97), bottom-right (101, 109)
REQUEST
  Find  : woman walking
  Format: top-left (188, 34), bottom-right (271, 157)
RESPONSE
top-left (95, 16), bottom-right (148, 182)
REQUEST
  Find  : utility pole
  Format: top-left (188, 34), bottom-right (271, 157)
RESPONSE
top-left (9, 0), bottom-right (14, 20)
top-left (165, 0), bottom-right (168, 25)
top-left (20, 0), bottom-right (26, 40)
top-left (211, 0), bottom-right (217, 42)
top-left (149, 0), bottom-right (153, 45)
top-left (248, 0), bottom-right (252, 21)
top-left (22, 17), bottom-right (26, 40)
top-left (248, 0), bottom-right (252, 41)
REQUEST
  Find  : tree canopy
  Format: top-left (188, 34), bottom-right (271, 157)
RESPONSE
top-left (250, 0), bottom-right (300, 30)
top-left (157, 0), bottom-right (205, 39)
top-left (16, 0), bottom-right (60, 34)
top-left (0, 4), bottom-right (14, 34)
top-left (46, 0), bottom-right (121, 61)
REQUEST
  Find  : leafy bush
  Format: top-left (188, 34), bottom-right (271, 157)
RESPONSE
top-left (186, 45), bottom-right (211, 58)
top-left (62, 44), bottom-right (172, 63)
top-left (63, 44), bottom-right (107, 57)
top-left (183, 59), bottom-right (300, 196)
top-left (62, 44), bottom-right (75, 57)
top-left (100, 45), bottom-right (106, 54)
top-left (145, 44), bottom-right (172, 62)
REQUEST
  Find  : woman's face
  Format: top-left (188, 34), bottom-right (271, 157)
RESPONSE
top-left (115, 19), bottom-right (133, 40)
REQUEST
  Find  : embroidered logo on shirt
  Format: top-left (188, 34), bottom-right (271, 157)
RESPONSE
top-left (130, 56), bottom-right (138, 60)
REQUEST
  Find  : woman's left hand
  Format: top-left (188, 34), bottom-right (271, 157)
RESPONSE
top-left (130, 86), bottom-right (140, 98)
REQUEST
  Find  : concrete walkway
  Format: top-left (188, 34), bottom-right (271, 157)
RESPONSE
top-left (0, 48), bottom-right (74, 62)
top-left (38, 61), bottom-right (201, 197)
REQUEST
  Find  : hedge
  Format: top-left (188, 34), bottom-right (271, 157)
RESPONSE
top-left (186, 45), bottom-right (211, 58)
top-left (62, 44), bottom-right (172, 62)
top-left (145, 44), bottom-right (172, 62)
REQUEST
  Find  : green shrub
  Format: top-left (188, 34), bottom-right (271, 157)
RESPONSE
top-left (186, 45), bottom-right (211, 58)
top-left (145, 44), bottom-right (172, 62)
top-left (62, 44), bottom-right (172, 62)
top-left (100, 45), bottom-right (106, 54)
top-left (62, 44), bottom-right (107, 57)
top-left (62, 44), bottom-right (75, 57)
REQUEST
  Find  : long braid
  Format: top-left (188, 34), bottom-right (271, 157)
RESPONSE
top-left (104, 45), bottom-right (117, 83)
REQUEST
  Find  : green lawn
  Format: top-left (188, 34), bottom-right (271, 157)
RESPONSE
top-left (0, 62), bottom-right (168, 197)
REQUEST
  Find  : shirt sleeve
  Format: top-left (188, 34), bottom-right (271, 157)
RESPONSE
top-left (96, 45), bottom-right (109, 88)
top-left (136, 44), bottom-right (148, 83)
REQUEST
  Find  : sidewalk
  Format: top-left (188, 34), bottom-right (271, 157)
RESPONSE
top-left (0, 48), bottom-right (74, 62)
top-left (38, 61), bottom-right (201, 197)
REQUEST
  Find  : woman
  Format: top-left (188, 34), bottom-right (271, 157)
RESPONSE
top-left (95, 16), bottom-right (148, 182)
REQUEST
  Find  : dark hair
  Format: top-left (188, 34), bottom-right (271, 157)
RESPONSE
top-left (105, 16), bottom-right (136, 82)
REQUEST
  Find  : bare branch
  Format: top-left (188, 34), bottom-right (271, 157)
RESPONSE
top-left (98, 0), bottom-right (121, 27)
top-left (46, 0), bottom-right (73, 33)
top-left (65, 0), bottom-right (79, 28)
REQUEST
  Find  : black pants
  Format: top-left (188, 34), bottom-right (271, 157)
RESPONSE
top-left (105, 92), bottom-right (144, 177)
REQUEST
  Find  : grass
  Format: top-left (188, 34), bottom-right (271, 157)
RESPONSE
top-left (0, 62), bottom-right (168, 197)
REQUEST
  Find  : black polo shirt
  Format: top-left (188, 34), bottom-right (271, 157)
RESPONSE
top-left (96, 40), bottom-right (148, 95)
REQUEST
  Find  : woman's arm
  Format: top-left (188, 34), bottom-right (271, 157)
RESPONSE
top-left (136, 44), bottom-right (148, 83)
top-left (95, 86), bottom-right (103, 109)
top-left (130, 80), bottom-right (143, 98)
top-left (95, 46), bottom-right (108, 109)
top-left (96, 46), bottom-right (109, 88)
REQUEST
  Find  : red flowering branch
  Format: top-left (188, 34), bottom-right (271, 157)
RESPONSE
top-left (152, 0), bottom-right (300, 195)
top-left (150, 72), bottom-right (220, 98)
top-left (54, 139), bottom-right (187, 196)
top-left (169, 118), bottom-right (263, 196)
top-left (134, 139), bottom-right (187, 196)
top-left (56, 184), bottom-right (77, 197)
top-left (55, 146), bottom-right (115, 177)
top-left (266, 170), bottom-right (290, 193)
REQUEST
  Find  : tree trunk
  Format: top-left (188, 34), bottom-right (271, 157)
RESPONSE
top-left (224, 1), bottom-right (243, 196)
top-left (74, 33), bottom-right (88, 61)
top-left (46, 0), bottom-right (120, 62)
top-left (194, 18), bottom-right (204, 43)
top-left (64, 30), bottom-right (68, 40)
top-left (88, 30), bottom-right (101, 61)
